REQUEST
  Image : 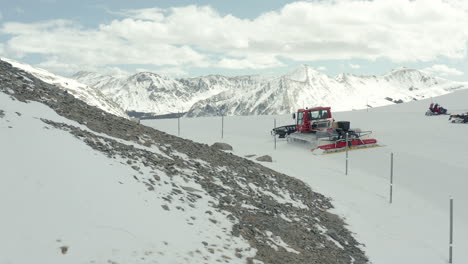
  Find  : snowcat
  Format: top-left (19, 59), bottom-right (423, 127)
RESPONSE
top-left (272, 107), bottom-right (378, 153)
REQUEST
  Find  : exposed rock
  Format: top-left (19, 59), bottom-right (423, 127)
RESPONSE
top-left (256, 155), bottom-right (272, 162)
top-left (60, 246), bottom-right (69, 255)
top-left (0, 109), bottom-right (4, 118)
top-left (211, 142), bottom-right (233, 151)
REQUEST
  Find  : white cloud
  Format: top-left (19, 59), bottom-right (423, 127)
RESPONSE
top-left (422, 64), bottom-right (464, 77)
top-left (317, 66), bottom-right (327, 71)
top-left (349, 64), bottom-right (361, 69)
top-left (153, 67), bottom-right (188, 77)
top-left (1, 19), bottom-right (208, 69)
top-left (102, 67), bottom-right (131, 78)
top-left (37, 57), bottom-right (133, 77)
top-left (36, 56), bottom-right (81, 74)
top-left (116, 8), bottom-right (165, 21)
top-left (217, 55), bottom-right (284, 69)
top-left (2, 0), bottom-right (468, 73)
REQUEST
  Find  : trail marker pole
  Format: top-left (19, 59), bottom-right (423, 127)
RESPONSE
top-left (221, 114), bottom-right (224, 139)
top-left (345, 132), bottom-right (349, 175)
top-left (274, 119), bottom-right (277, 150)
top-left (390, 152), bottom-right (394, 204)
top-left (177, 111), bottom-right (180, 136)
top-left (449, 196), bottom-right (454, 263)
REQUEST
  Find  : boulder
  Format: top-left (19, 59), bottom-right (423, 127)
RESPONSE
top-left (256, 155), bottom-right (272, 162)
top-left (211, 142), bottom-right (233, 151)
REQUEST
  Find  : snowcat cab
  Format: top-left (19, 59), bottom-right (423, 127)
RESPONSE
top-left (293, 107), bottom-right (334, 132)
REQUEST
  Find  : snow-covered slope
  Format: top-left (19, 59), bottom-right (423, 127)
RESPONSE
top-left (73, 65), bottom-right (467, 117)
top-left (1, 58), bottom-right (128, 118)
top-left (144, 89), bottom-right (468, 264)
top-left (0, 59), bottom-right (367, 263)
top-left (0, 93), bottom-right (255, 263)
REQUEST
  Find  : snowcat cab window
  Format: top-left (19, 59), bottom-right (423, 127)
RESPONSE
top-left (297, 112), bottom-right (303, 125)
top-left (309, 110), bottom-right (328, 120)
top-left (320, 110), bottom-right (328, 118)
top-left (309, 110), bottom-right (323, 119)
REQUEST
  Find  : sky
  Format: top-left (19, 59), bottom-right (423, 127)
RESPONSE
top-left (1, 0), bottom-right (468, 80)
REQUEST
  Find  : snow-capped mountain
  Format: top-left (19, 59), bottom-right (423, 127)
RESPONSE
top-left (187, 65), bottom-right (468, 117)
top-left (73, 71), bottom-right (268, 115)
top-left (0, 58), bottom-right (128, 118)
top-left (73, 65), bottom-right (468, 117)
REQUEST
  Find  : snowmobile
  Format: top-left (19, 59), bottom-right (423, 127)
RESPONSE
top-left (272, 107), bottom-right (378, 154)
top-left (425, 103), bottom-right (449, 116)
top-left (449, 113), bottom-right (468, 123)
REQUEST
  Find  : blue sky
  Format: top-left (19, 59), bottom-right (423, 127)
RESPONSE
top-left (1, 0), bottom-right (467, 80)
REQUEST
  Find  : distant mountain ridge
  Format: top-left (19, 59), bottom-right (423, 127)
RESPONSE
top-left (0, 58), bottom-right (128, 118)
top-left (73, 65), bottom-right (468, 117)
top-left (73, 71), bottom-right (267, 116)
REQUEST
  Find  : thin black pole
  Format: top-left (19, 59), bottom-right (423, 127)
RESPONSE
top-left (345, 132), bottom-right (349, 175)
top-left (390, 152), bottom-right (394, 204)
top-left (274, 118), bottom-right (277, 150)
top-left (449, 196), bottom-right (454, 263)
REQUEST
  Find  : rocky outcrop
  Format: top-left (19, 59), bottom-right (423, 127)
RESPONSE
top-left (211, 142), bottom-right (233, 151)
top-left (0, 59), bottom-right (369, 264)
top-left (256, 155), bottom-right (273, 162)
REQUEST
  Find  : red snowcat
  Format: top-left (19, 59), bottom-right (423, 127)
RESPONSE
top-left (272, 107), bottom-right (378, 153)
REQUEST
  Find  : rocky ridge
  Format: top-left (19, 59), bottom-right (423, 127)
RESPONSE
top-left (1, 59), bottom-right (368, 264)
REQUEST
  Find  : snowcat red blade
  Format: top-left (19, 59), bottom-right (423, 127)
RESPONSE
top-left (315, 139), bottom-right (379, 154)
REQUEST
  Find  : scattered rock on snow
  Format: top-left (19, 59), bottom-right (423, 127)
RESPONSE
top-left (60, 246), bottom-right (69, 255)
top-left (211, 142), bottom-right (233, 151)
top-left (181, 186), bottom-right (203, 193)
top-left (255, 155), bottom-right (272, 162)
